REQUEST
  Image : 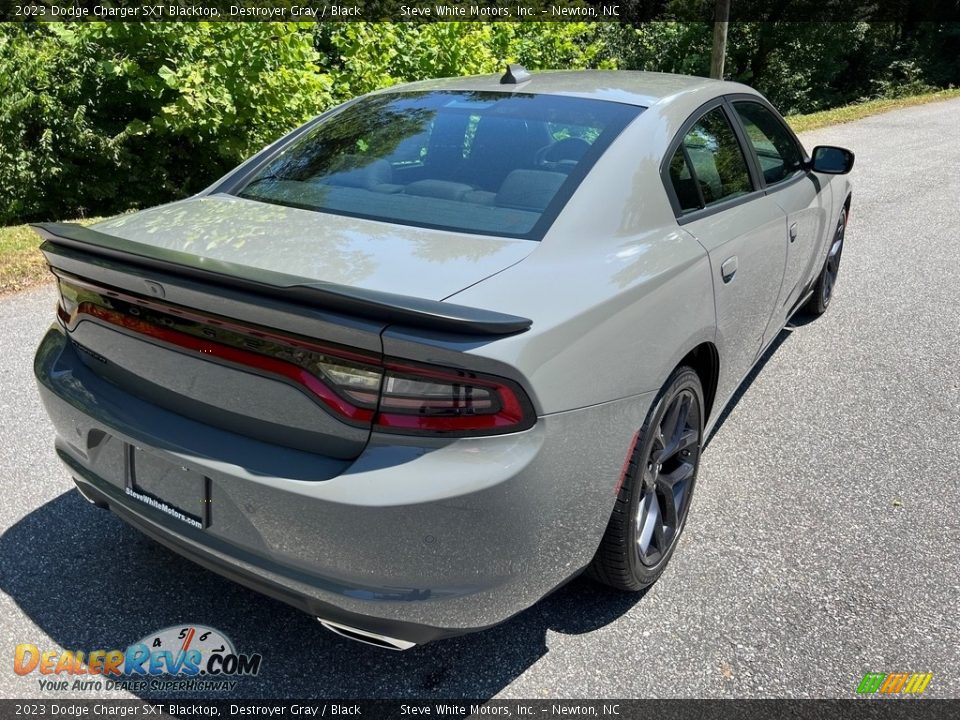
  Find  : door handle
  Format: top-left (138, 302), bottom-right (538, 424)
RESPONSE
top-left (721, 256), bottom-right (738, 284)
top-left (789, 222), bottom-right (798, 242)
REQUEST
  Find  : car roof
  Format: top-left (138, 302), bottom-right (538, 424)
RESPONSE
top-left (376, 70), bottom-right (749, 109)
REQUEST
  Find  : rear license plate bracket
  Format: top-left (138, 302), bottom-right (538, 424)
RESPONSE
top-left (125, 444), bottom-right (210, 529)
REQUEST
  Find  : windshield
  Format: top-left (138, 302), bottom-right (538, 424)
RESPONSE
top-left (235, 91), bottom-right (643, 240)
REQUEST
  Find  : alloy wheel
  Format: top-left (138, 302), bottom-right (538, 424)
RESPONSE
top-left (822, 209), bottom-right (847, 307)
top-left (635, 389), bottom-right (702, 567)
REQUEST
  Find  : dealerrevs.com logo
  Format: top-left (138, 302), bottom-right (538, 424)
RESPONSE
top-left (14, 625), bottom-right (262, 693)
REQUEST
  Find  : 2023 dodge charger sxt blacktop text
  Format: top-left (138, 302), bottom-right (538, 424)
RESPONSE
top-left (33, 69), bottom-right (853, 650)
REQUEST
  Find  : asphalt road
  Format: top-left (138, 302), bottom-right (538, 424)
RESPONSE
top-left (1, 99), bottom-right (958, 701)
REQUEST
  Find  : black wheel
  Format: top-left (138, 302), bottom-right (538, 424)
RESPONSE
top-left (588, 366), bottom-right (704, 592)
top-left (806, 206), bottom-right (847, 316)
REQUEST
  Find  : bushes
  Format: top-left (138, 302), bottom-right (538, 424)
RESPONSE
top-left (313, 23), bottom-right (615, 102)
top-left (0, 25), bottom-right (118, 224)
top-left (607, 21), bottom-right (958, 115)
top-left (0, 22), bottom-right (614, 225)
top-left (1, 21), bottom-right (957, 225)
top-left (0, 23), bottom-right (330, 225)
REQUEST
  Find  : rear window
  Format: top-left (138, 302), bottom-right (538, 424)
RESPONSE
top-left (235, 91), bottom-right (642, 240)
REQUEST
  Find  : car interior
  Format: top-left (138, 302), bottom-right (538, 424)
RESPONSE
top-left (237, 93), bottom-right (640, 237)
top-left (318, 113), bottom-right (585, 212)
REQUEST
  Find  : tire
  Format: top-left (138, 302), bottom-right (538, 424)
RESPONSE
top-left (806, 206), bottom-right (847, 316)
top-left (588, 366), bottom-right (705, 592)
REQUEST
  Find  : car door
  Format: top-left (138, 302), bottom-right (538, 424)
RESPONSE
top-left (730, 98), bottom-right (833, 340)
top-left (664, 101), bottom-right (789, 409)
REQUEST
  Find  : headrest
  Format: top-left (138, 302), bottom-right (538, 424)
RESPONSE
top-left (495, 170), bottom-right (567, 212)
top-left (325, 157), bottom-right (393, 189)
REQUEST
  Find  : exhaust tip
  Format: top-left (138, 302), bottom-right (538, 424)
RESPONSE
top-left (317, 618), bottom-right (416, 651)
top-left (73, 479), bottom-right (108, 509)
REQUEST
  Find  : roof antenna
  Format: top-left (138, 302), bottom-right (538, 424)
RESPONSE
top-left (500, 64), bottom-right (531, 85)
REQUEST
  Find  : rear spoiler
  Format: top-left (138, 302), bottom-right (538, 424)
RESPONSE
top-left (32, 222), bottom-right (532, 337)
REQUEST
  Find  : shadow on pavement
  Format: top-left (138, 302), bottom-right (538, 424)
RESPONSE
top-left (1, 490), bottom-right (645, 699)
top-left (705, 325), bottom-right (797, 448)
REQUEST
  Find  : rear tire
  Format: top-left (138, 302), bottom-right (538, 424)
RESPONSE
top-left (806, 206), bottom-right (847, 316)
top-left (588, 366), bottom-right (704, 592)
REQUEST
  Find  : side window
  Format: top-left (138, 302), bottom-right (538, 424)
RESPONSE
top-left (681, 108), bottom-right (753, 206)
top-left (733, 101), bottom-right (804, 186)
top-left (668, 148), bottom-right (701, 213)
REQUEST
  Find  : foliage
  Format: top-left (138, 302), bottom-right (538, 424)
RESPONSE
top-left (0, 23), bottom-right (329, 225)
top-left (0, 20), bottom-right (957, 225)
top-left (608, 21), bottom-right (958, 115)
top-left (313, 22), bottom-right (615, 103)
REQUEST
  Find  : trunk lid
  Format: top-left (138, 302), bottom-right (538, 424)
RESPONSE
top-left (38, 198), bottom-right (534, 462)
top-left (92, 194), bottom-right (535, 301)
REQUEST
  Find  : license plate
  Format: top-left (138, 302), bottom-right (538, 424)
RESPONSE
top-left (126, 445), bottom-right (209, 529)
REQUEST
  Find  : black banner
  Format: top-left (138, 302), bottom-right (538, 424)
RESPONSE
top-left (2, 0), bottom-right (960, 22)
top-left (0, 700), bottom-right (958, 720)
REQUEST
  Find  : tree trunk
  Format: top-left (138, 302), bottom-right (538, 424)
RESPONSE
top-left (710, 0), bottom-right (731, 79)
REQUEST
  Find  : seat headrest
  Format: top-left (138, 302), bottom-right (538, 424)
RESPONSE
top-left (404, 180), bottom-right (474, 201)
top-left (495, 170), bottom-right (567, 212)
top-left (325, 157), bottom-right (393, 189)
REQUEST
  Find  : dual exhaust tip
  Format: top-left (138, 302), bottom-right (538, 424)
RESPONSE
top-left (317, 618), bottom-right (416, 651)
top-left (74, 479), bottom-right (109, 509)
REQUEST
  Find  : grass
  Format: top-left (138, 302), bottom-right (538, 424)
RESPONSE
top-left (786, 88), bottom-right (960, 133)
top-left (0, 218), bottom-right (103, 295)
top-left (3, 89), bottom-right (959, 295)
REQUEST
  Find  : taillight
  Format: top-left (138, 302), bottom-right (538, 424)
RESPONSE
top-left (55, 274), bottom-right (536, 437)
top-left (57, 277), bottom-right (80, 317)
top-left (374, 360), bottom-right (535, 436)
top-left (313, 356), bottom-right (382, 409)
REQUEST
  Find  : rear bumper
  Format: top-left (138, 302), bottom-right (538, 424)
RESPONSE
top-left (66, 466), bottom-right (463, 645)
top-left (35, 324), bottom-right (653, 644)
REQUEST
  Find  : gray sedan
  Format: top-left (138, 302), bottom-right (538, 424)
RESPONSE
top-left (32, 68), bottom-right (853, 650)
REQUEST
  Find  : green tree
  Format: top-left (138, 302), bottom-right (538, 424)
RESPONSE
top-left (0, 23), bottom-right (330, 224)
top-left (314, 22), bottom-right (616, 105)
top-left (2, 19), bottom-right (958, 226)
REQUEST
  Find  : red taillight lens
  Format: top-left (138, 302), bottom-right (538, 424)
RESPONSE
top-left (374, 361), bottom-right (535, 436)
top-left (55, 274), bottom-right (537, 437)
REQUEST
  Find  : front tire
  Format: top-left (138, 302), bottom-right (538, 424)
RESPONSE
top-left (588, 366), bottom-right (704, 592)
top-left (806, 206), bottom-right (847, 316)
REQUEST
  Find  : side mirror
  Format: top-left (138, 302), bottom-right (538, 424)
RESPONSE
top-left (809, 145), bottom-right (855, 174)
